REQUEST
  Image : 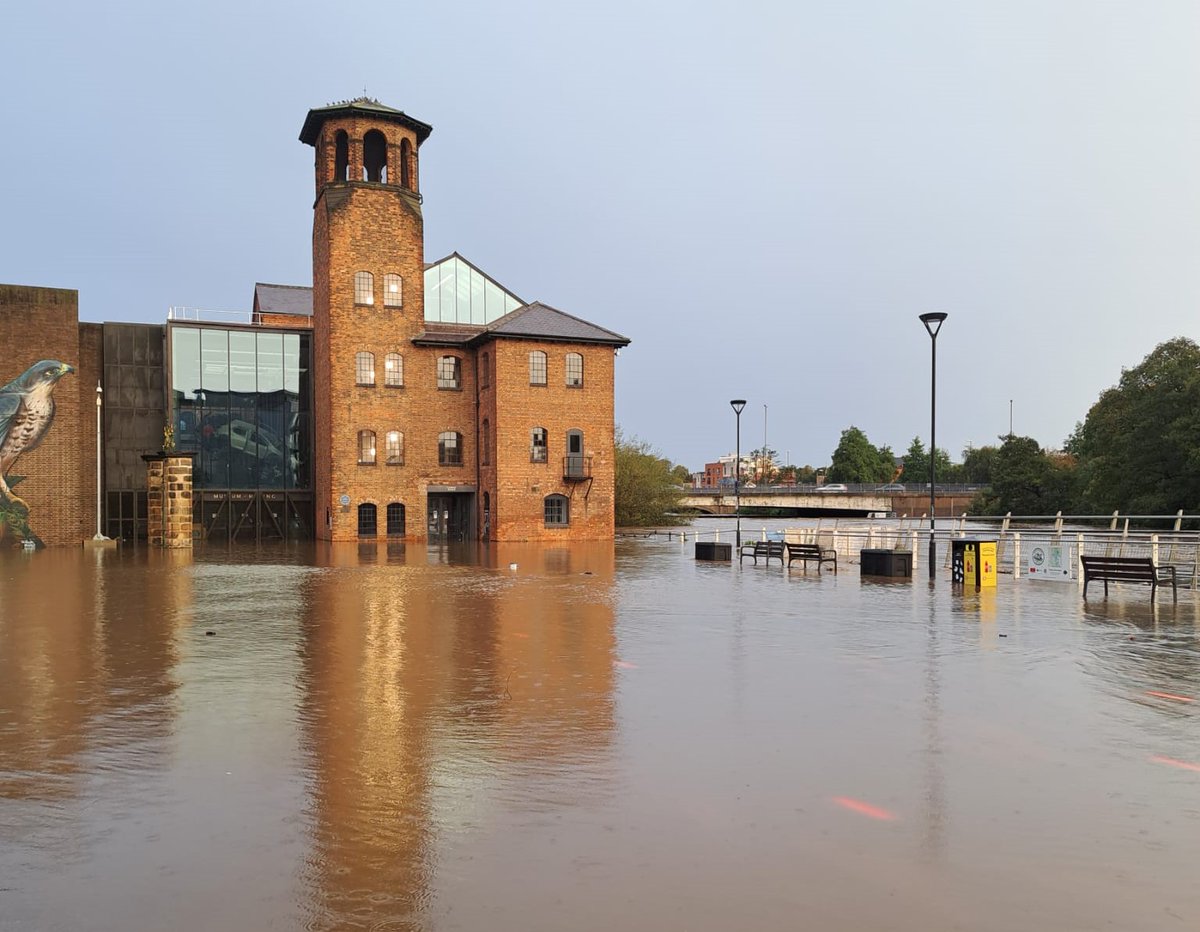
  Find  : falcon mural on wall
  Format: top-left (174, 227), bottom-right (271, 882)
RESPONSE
top-left (0, 360), bottom-right (75, 522)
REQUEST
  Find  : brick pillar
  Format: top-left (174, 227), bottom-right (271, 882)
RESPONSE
top-left (142, 452), bottom-right (196, 547)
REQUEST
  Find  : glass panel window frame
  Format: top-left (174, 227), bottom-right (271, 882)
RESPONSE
top-left (544, 494), bottom-right (569, 527)
top-left (383, 273), bottom-right (402, 308)
top-left (385, 430), bottom-right (404, 465)
top-left (529, 350), bottom-right (547, 386)
top-left (354, 271), bottom-right (375, 305)
top-left (384, 353), bottom-right (403, 387)
top-left (386, 502), bottom-right (406, 536)
top-left (357, 503), bottom-right (377, 538)
top-left (358, 429), bottom-right (376, 465)
top-left (437, 355), bottom-right (461, 390)
top-left (531, 427), bottom-right (548, 463)
top-left (438, 431), bottom-right (462, 466)
top-left (566, 352), bottom-right (583, 388)
top-left (355, 351), bottom-right (375, 386)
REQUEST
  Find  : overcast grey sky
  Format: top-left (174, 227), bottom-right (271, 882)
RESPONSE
top-left (3, 1), bottom-right (1199, 471)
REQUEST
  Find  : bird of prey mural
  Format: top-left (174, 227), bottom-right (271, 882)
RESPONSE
top-left (0, 360), bottom-right (75, 517)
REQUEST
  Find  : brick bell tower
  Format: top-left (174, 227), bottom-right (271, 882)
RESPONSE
top-left (300, 98), bottom-right (433, 541)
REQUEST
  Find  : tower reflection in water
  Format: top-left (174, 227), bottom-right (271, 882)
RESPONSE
top-left (297, 541), bottom-right (617, 929)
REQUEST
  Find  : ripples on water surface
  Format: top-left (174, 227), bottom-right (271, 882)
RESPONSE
top-left (1, 523), bottom-right (1199, 931)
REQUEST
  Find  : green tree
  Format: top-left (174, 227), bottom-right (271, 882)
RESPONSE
top-left (971, 435), bottom-right (1075, 515)
top-left (748, 446), bottom-right (778, 483)
top-left (1068, 338), bottom-right (1200, 514)
top-left (960, 444), bottom-right (999, 485)
top-left (901, 436), bottom-right (951, 484)
top-left (614, 431), bottom-right (687, 526)
top-left (828, 427), bottom-right (893, 483)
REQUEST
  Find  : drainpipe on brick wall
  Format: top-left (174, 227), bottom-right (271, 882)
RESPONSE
top-left (473, 351), bottom-right (481, 541)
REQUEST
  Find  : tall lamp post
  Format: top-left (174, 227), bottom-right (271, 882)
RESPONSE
top-left (730, 399), bottom-right (746, 547)
top-left (919, 313), bottom-right (947, 579)
top-left (93, 382), bottom-right (109, 541)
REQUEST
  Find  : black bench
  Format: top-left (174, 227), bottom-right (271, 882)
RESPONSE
top-left (1080, 555), bottom-right (1176, 600)
top-left (786, 542), bottom-right (837, 573)
top-left (740, 540), bottom-right (785, 565)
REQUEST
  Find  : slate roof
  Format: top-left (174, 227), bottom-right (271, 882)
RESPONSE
top-left (300, 97), bottom-right (433, 146)
top-left (479, 302), bottom-right (630, 347)
top-left (254, 283), bottom-right (313, 317)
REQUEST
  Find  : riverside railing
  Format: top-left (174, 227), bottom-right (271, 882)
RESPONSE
top-left (632, 512), bottom-right (1200, 588)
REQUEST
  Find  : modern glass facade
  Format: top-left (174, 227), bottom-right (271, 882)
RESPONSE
top-left (424, 254), bottom-right (523, 325)
top-left (169, 324), bottom-right (312, 539)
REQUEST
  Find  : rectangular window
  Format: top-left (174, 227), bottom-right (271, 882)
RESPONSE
top-left (384, 353), bottom-right (403, 387)
top-left (566, 353), bottom-right (583, 387)
top-left (529, 351), bottom-right (547, 386)
top-left (355, 352), bottom-right (375, 386)
top-left (385, 431), bottom-right (403, 465)
top-left (354, 271), bottom-right (374, 305)
top-left (358, 430), bottom-right (376, 465)
top-left (383, 274), bottom-right (402, 308)
top-left (531, 427), bottom-right (547, 463)
top-left (544, 495), bottom-right (569, 527)
top-left (438, 431), bottom-right (462, 466)
top-left (437, 356), bottom-right (461, 390)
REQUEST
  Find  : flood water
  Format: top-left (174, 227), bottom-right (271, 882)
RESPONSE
top-left (2, 522), bottom-right (1199, 931)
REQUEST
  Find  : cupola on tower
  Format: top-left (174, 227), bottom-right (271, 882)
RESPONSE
top-left (300, 98), bottom-right (433, 541)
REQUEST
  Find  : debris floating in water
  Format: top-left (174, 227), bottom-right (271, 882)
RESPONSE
top-left (1149, 755), bottom-right (1200, 773)
top-left (1145, 690), bottom-right (1194, 703)
top-left (831, 796), bottom-right (897, 821)
top-left (509, 563), bottom-right (518, 570)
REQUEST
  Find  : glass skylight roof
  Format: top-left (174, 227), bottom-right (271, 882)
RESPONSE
top-left (423, 254), bottom-right (523, 326)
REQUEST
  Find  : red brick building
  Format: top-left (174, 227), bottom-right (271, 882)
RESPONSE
top-left (0, 98), bottom-right (629, 546)
top-left (301, 98), bottom-right (628, 542)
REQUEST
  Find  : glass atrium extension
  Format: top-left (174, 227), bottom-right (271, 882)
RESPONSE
top-left (424, 253), bottom-right (524, 325)
top-left (169, 325), bottom-right (313, 540)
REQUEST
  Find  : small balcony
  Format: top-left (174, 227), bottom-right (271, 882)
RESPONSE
top-left (563, 455), bottom-right (592, 481)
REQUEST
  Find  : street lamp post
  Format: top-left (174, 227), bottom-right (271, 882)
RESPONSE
top-left (730, 399), bottom-right (746, 548)
top-left (93, 382), bottom-right (109, 541)
top-left (919, 313), bottom-right (947, 580)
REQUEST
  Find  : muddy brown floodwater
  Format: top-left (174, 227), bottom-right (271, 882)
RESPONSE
top-left (2, 528), bottom-right (1199, 931)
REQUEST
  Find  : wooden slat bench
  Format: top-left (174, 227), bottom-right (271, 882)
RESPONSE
top-left (1080, 555), bottom-right (1176, 600)
top-left (740, 540), bottom-right (785, 565)
top-left (786, 542), bottom-right (837, 573)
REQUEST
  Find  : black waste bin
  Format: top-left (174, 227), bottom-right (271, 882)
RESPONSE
top-left (861, 548), bottom-right (913, 578)
top-left (695, 541), bottom-right (732, 561)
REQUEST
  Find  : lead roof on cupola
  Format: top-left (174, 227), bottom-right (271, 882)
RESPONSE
top-left (299, 97), bottom-right (433, 146)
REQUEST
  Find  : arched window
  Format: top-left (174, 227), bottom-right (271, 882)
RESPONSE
top-left (386, 502), bottom-right (406, 537)
top-left (480, 352), bottom-right (490, 389)
top-left (384, 353), bottom-right (403, 387)
top-left (334, 130), bottom-right (349, 181)
top-left (481, 419), bottom-right (491, 466)
top-left (383, 273), bottom-right (402, 308)
top-left (531, 426), bottom-right (548, 463)
top-left (438, 431), bottom-right (462, 466)
top-left (565, 429), bottom-right (585, 477)
top-left (357, 503), bottom-right (377, 537)
top-left (385, 430), bottom-right (403, 465)
top-left (355, 351), bottom-right (375, 386)
top-left (363, 129), bottom-right (388, 183)
top-left (529, 350), bottom-right (547, 386)
top-left (358, 430), bottom-right (376, 465)
top-left (354, 271), bottom-right (374, 305)
top-left (437, 355), bottom-right (461, 390)
top-left (566, 353), bottom-right (583, 387)
top-left (400, 138), bottom-right (412, 189)
top-left (544, 494), bottom-right (569, 527)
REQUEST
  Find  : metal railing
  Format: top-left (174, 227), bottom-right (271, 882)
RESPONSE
top-left (168, 306), bottom-right (255, 325)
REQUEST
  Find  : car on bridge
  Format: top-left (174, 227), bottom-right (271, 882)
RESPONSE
top-left (817, 483), bottom-right (848, 493)
top-left (878, 483), bottom-right (906, 492)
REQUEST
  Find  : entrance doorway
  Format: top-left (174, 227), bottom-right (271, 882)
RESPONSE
top-left (427, 493), bottom-right (474, 542)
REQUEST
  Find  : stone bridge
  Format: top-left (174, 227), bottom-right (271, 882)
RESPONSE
top-left (680, 488), bottom-right (978, 518)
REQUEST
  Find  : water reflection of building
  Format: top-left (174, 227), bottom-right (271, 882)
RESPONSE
top-left (296, 543), bottom-right (615, 928)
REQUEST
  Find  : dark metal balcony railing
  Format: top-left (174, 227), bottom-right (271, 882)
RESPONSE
top-left (563, 455), bottom-right (592, 480)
